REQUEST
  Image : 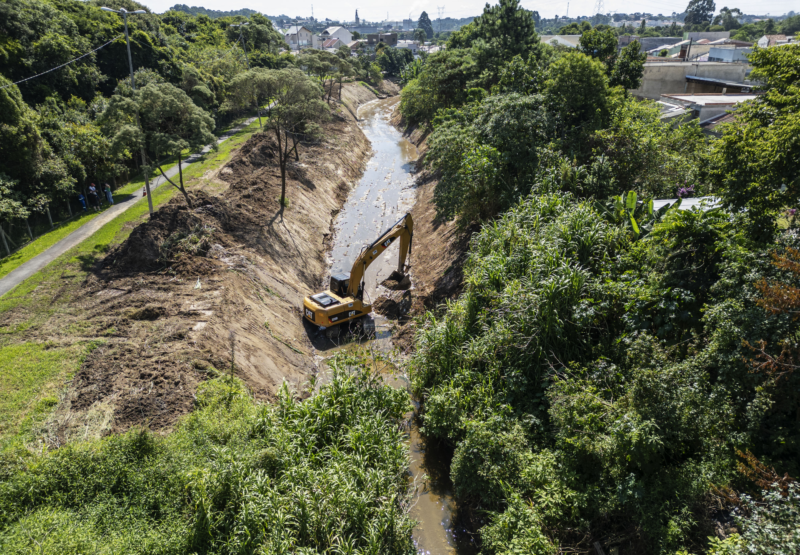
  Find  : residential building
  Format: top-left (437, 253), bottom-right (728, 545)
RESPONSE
top-left (757, 34), bottom-right (787, 47)
top-left (367, 33), bottom-right (398, 47)
top-left (396, 40), bottom-right (420, 54)
top-left (322, 37), bottom-right (343, 50)
top-left (631, 62), bottom-right (752, 100)
top-left (283, 25), bottom-right (314, 50)
top-left (321, 26), bottom-right (353, 44)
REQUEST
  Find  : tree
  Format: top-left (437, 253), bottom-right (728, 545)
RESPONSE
top-left (684, 0), bottom-right (716, 26)
top-left (226, 68), bottom-right (273, 126)
top-left (710, 44), bottom-right (800, 232)
top-left (106, 83), bottom-right (216, 209)
top-left (713, 7), bottom-right (742, 30)
top-left (610, 40), bottom-right (646, 90)
top-left (447, 0), bottom-right (540, 61)
top-left (418, 11), bottom-right (434, 39)
top-left (578, 28), bottom-right (618, 73)
top-left (377, 47), bottom-right (413, 77)
top-left (0, 77), bottom-right (73, 220)
top-left (259, 69), bottom-right (329, 207)
top-left (413, 28), bottom-right (427, 43)
top-left (297, 50), bottom-right (342, 101)
top-left (543, 52), bottom-right (610, 151)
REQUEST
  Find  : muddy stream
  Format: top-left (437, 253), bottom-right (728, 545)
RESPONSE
top-left (312, 97), bottom-right (477, 554)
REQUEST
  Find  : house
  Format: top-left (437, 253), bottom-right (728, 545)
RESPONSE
top-left (757, 34), bottom-right (787, 48)
top-left (631, 62), bottom-right (751, 99)
top-left (367, 33), bottom-right (398, 47)
top-left (283, 26), bottom-right (314, 50)
top-left (321, 26), bottom-right (353, 44)
top-left (396, 40), bottom-right (420, 54)
top-left (322, 38), bottom-right (343, 50)
top-left (660, 93), bottom-right (759, 122)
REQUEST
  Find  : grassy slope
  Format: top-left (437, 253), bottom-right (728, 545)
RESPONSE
top-left (0, 120), bottom-right (262, 451)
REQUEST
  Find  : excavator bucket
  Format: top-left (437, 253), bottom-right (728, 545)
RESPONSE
top-left (381, 270), bottom-right (411, 291)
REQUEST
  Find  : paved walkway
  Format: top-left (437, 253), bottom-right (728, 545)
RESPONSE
top-left (0, 117), bottom-right (258, 298)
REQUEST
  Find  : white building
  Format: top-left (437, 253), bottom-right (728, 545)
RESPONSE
top-left (283, 26), bottom-right (315, 50)
top-left (320, 26), bottom-right (353, 44)
top-left (396, 40), bottom-right (420, 54)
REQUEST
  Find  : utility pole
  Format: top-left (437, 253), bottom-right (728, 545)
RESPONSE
top-left (101, 6), bottom-right (154, 216)
top-left (100, 8), bottom-right (153, 216)
top-left (231, 22), bottom-right (262, 129)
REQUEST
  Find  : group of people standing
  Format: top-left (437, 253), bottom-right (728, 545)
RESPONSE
top-left (78, 183), bottom-right (114, 212)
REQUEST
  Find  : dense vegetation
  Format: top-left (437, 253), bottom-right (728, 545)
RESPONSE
top-left (403, 0), bottom-right (800, 552)
top-left (0, 0), bottom-right (385, 249)
top-left (0, 358), bottom-right (415, 554)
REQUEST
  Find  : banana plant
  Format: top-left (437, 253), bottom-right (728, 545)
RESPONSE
top-left (596, 191), bottom-right (678, 238)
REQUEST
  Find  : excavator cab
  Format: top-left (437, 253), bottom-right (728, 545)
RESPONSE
top-left (303, 213), bottom-right (413, 329)
top-left (329, 273), bottom-right (350, 298)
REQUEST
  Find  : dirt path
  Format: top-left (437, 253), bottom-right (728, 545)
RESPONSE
top-left (0, 117), bottom-right (258, 299)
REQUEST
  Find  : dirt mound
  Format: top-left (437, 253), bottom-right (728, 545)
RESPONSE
top-left (380, 271), bottom-right (411, 291)
top-left (373, 290), bottom-right (412, 320)
top-left (43, 83), bottom-right (381, 442)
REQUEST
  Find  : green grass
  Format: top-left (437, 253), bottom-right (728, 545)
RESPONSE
top-left (0, 211), bottom-right (106, 280)
top-left (0, 342), bottom-right (94, 451)
top-left (0, 117), bottom-right (262, 449)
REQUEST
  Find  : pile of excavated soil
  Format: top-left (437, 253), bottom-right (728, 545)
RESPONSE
top-left (40, 84), bottom-right (381, 442)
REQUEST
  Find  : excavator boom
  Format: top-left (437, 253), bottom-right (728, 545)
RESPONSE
top-left (347, 213), bottom-right (413, 297)
top-left (302, 213), bottom-right (413, 328)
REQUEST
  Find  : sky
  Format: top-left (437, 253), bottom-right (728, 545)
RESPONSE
top-left (140, 0), bottom-right (797, 21)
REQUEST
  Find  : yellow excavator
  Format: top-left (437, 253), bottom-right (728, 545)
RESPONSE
top-left (303, 213), bottom-right (413, 328)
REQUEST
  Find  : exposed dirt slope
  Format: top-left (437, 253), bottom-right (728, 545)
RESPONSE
top-left (40, 85), bottom-right (380, 442)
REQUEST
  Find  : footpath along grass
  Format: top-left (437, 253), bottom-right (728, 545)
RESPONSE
top-left (0, 116), bottom-right (259, 281)
top-left (0, 119), bottom-right (262, 451)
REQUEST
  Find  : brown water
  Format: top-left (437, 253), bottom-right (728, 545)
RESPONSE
top-left (315, 97), bottom-right (477, 554)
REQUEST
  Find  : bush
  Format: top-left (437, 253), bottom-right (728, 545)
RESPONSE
top-left (0, 357), bottom-right (414, 554)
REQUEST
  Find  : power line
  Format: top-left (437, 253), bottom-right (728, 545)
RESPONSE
top-left (0, 34), bottom-right (123, 91)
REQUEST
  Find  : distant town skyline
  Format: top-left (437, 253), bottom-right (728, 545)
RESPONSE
top-left (144, 0), bottom-right (797, 22)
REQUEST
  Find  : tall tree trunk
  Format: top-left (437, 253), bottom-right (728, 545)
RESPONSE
top-left (66, 200), bottom-right (72, 218)
top-left (177, 153), bottom-right (192, 209)
top-left (280, 160), bottom-right (287, 206)
top-left (291, 134), bottom-right (299, 162)
top-left (25, 219), bottom-right (33, 241)
top-left (45, 206), bottom-right (53, 229)
top-left (276, 127), bottom-right (287, 207)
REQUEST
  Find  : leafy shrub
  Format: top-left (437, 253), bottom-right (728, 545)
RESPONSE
top-left (0, 357), bottom-right (414, 554)
top-left (411, 188), bottom-right (800, 551)
top-left (735, 483), bottom-right (800, 554)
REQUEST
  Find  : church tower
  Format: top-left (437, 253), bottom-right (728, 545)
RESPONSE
top-left (355, 9), bottom-right (359, 24)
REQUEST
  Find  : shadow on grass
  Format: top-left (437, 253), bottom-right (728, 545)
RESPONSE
top-left (76, 244), bottom-right (111, 272)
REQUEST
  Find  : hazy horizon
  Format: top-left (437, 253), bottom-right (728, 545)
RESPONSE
top-left (139, 0), bottom-right (797, 22)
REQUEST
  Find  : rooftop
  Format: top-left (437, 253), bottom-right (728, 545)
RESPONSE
top-left (662, 93), bottom-right (759, 106)
top-left (653, 197), bottom-right (720, 212)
